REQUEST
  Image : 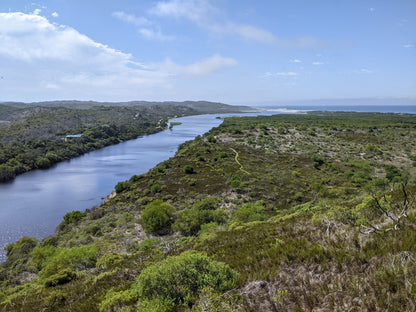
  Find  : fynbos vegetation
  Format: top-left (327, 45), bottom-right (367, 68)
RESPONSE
top-left (1, 111), bottom-right (415, 311)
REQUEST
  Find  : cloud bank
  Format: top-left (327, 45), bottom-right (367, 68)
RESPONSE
top-left (0, 12), bottom-right (236, 101)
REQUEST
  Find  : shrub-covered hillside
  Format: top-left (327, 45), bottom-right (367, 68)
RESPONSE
top-left (1, 112), bottom-right (416, 311)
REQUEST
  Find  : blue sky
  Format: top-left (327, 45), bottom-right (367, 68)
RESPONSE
top-left (0, 0), bottom-right (415, 105)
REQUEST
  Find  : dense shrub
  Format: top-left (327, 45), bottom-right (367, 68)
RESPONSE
top-left (141, 200), bottom-right (173, 235)
top-left (385, 165), bottom-right (402, 182)
top-left (173, 209), bottom-right (201, 236)
top-left (232, 201), bottom-right (268, 223)
top-left (150, 184), bottom-right (162, 193)
top-left (183, 165), bottom-right (195, 174)
top-left (0, 164), bottom-right (16, 182)
top-left (44, 268), bottom-right (76, 287)
top-left (312, 155), bottom-right (324, 169)
top-left (38, 245), bottom-right (98, 286)
top-left (115, 181), bottom-right (131, 193)
top-left (99, 289), bottom-right (136, 312)
top-left (131, 251), bottom-right (239, 310)
top-left (63, 210), bottom-right (86, 224)
top-left (35, 157), bottom-right (51, 169)
top-left (30, 245), bottom-right (57, 270)
top-left (56, 210), bottom-right (86, 232)
top-left (96, 253), bottom-right (125, 270)
top-left (193, 197), bottom-right (218, 211)
top-left (5, 236), bottom-right (38, 260)
top-left (173, 198), bottom-right (226, 236)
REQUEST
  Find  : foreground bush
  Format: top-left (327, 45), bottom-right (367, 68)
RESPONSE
top-left (131, 251), bottom-right (239, 311)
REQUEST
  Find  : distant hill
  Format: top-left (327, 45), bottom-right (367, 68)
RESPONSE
top-left (2, 100), bottom-right (252, 113)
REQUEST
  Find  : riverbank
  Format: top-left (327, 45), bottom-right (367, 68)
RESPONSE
top-left (0, 101), bottom-right (251, 183)
top-left (0, 105), bottom-right (178, 182)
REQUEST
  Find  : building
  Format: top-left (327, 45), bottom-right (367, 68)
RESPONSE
top-left (64, 134), bottom-right (83, 142)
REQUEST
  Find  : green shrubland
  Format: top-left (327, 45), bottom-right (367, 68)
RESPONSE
top-left (1, 111), bottom-right (416, 311)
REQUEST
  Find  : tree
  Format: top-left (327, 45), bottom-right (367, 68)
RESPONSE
top-left (360, 183), bottom-right (416, 234)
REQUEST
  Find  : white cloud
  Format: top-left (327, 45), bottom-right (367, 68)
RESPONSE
top-left (33, 8), bottom-right (42, 15)
top-left (0, 12), bottom-right (131, 64)
top-left (313, 61), bottom-right (324, 65)
top-left (112, 11), bottom-right (151, 27)
top-left (360, 69), bottom-right (373, 73)
top-left (277, 37), bottom-right (327, 49)
top-left (404, 44), bottom-right (414, 48)
top-left (159, 54), bottom-right (237, 77)
top-left (264, 72), bottom-right (298, 77)
top-left (211, 22), bottom-right (277, 44)
top-left (149, 0), bottom-right (215, 23)
top-left (290, 59), bottom-right (302, 63)
top-left (369, 8), bottom-right (375, 12)
top-left (0, 12), bottom-right (236, 101)
top-left (149, 0), bottom-right (325, 48)
top-left (139, 28), bottom-right (175, 41)
top-left (151, 0), bottom-right (277, 43)
top-left (112, 11), bottom-right (173, 41)
top-left (51, 12), bottom-right (59, 18)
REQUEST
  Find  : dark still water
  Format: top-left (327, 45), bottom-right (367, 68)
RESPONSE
top-left (0, 114), bottom-right (229, 262)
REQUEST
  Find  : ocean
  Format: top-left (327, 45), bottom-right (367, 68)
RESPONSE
top-left (258, 105), bottom-right (416, 114)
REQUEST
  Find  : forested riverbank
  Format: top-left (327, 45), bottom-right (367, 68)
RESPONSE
top-left (1, 111), bottom-right (415, 311)
top-left (0, 101), bottom-right (248, 182)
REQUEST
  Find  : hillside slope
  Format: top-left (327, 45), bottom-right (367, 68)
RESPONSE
top-left (1, 112), bottom-right (415, 311)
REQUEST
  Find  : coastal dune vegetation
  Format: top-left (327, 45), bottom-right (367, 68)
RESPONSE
top-left (1, 111), bottom-right (416, 311)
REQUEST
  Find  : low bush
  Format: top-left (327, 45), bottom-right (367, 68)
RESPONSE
top-left (5, 236), bottom-right (38, 260)
top-left (63, 210), bottom-right (86, 224)
top-left (115, 181), bottom-right (131, 193)
top-left (173, 198), bottom-right (226, 236)
top-left (44, 268), bottom-right (76, 287)
top-left (232, 201), bottom-right (268, 223)
top-left (183, 165), bottom-right (195, 174)
top-left (141, 200), bottom-right (173, 235)
top-left (38, 245), bottom-right (98, 285)
top-left (131, 251), bottom-right (239, 310)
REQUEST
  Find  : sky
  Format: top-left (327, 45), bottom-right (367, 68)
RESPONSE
top-left (0, 0), bottom-right (415, 105)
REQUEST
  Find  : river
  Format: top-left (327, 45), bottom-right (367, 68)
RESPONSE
top-left (0, 113), bottom-right (242, 262)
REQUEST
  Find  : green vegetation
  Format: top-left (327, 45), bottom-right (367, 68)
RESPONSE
top-left (172, 198), bottom-right (227, 236)
top-left (183, 165), bottom-right (195, 174)
top-left (0, 104), bottom-right (193, 182)
top-left (0, 101), bottom-right (248, 182)
top-left (1, 111), bottom-right (416, 311)
top-left (141, 200), bottom-right (173, 235)
top-left (132, 251), bottom-right (239, 311)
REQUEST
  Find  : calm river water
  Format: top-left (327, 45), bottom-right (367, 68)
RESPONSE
top-left (0, 113), bottom-right (246, 262)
